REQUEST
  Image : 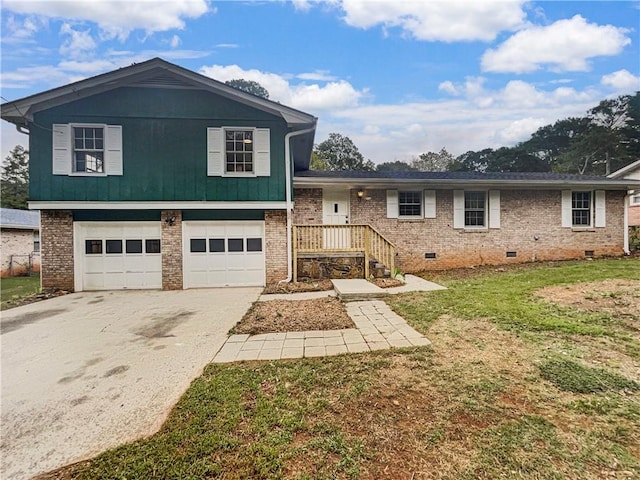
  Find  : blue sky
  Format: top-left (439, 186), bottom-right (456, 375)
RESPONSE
top-left (1, 0), bottom-right (639, 165)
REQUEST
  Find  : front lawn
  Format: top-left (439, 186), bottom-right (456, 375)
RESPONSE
top-left (0, 275), bottom-right (40, 310)
top-left (39, 258), bottom-right (640, 479)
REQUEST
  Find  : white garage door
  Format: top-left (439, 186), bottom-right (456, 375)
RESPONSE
top-left (183, 221), bottom-right (265, 288)
top-left (74, 222), bottom-right (162, 291)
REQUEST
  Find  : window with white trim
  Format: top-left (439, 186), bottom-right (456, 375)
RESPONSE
top-left (225, 129), bottom-right (253, 173)
top-left (52, 123), bottom-right (122, 176)
top-left (33, 231), bottom-right (40, 253)
top-left (73, 126), bottom-right (104, 173)
top-left (207, 127), bottom-right (270, 177)
top-left (464, 191), bottom-right (487, 227)
top-left (398, 191), bottom-right (422, 217)
top-left (632, 193), bottom-right (640, 205)
top-left (572, 191), bottom-right (591, 227)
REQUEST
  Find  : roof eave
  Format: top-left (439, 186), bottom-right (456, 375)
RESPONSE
top-left (0, 58), bottom-right (317, 129)
top-left (293, 176), bottom-right (639, 190)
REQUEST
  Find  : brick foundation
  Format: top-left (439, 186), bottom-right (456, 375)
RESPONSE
top-left (294, 188), bottom-right (627, 272)
top-left (265, 210), bottom-right (288, 284)
top-left (161, 210), bottom-right (183, 290)
top-left (40, 210), bottom-right (74, 291)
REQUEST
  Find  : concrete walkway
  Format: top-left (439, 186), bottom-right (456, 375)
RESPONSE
top-left (213, 300), bottom-right (431, 363)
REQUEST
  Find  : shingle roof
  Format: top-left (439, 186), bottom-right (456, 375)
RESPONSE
top-left (0, 208), bottom-right (40, 229)
top-left (293, 169), bottom-right (639, 189)
top-left (295, 170), bottom-right (608, 181)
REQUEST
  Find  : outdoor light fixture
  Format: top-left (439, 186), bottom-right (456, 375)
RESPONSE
top-left (357, 189), bottom-right (365, 201)
top-left (165, 216), bottom-right (177, 226)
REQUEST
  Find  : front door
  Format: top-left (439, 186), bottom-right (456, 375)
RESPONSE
top-left (322, 189), bottom-right (350, 249)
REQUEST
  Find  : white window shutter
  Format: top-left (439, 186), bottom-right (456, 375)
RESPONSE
top-left (207, 128), bottom-right (223, 176)
top-left (386, 190), bottom-right (398, 218)
top-left (105, 125), bottom-right (123, 175)
top-left (489, 190), bottom-right (500, 229)
top-left (424, 190), bottom-right (436, 218)
top-left (595, 190), bottom-right (606, 227)
top-left (254, 128), bottom-right (270, 176)
top-left (52, 124), bottom-right (71, 175)
top-left (453, 190), bottom-right (464, 228)
top-left (561, 190), bottom-right (572, 227)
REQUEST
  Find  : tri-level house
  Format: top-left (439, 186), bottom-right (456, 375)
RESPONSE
top-left (2, 58), bottom-right (638, 292)
top-left (1, 58), bottom-right (316, 291)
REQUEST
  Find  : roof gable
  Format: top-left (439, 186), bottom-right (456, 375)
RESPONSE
top-left (608, 160), bottom-right (640, 180)
top-left (1, 58), bottom-right (317, 129)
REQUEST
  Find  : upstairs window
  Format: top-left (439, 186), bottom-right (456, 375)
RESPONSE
top-left (572, 191), bottom-right (591, 226)
top-left (73, 126), bottom-right (104, 173)
top-left (464, 191), bottom-right (487, 227)
top-left (632, 193), bottom-right (640, 205)
top-left (225, 129), bottom-right (253, 173)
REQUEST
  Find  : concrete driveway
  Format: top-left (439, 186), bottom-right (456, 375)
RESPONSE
top-left (0, 287), bottom-right (261, 480)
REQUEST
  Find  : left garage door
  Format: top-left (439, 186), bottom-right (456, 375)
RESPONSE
top-left (74, 222), bottom-right (162, 291)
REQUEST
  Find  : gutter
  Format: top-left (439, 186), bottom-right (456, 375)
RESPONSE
top-left (293, 176), bottom-right (639, 190)
top-left (280, 126), bottom-right (316, 284)
top-left (624, 193), bottom-right (630, 255)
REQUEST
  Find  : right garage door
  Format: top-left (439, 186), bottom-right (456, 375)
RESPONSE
top-left (183, 221), bottom-right (265, 288)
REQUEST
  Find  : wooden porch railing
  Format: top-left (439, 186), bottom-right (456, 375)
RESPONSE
top-left (292, 224), bottom-right (396, 281)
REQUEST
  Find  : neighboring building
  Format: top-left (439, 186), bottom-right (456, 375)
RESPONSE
top-left (609, 160), bottom-right (640, 227)
top-left (0, 208), bottom-right (40, 277)
top-left (1, 58), bottom-right (638, 290)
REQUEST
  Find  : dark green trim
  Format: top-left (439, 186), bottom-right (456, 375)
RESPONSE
top-left (73, 210), bottom-right (162, 221)
top-left (181, 210), bottom-right (265, 221)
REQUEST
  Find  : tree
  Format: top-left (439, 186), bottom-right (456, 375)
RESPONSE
top-left (313, 133), bottom-right (375, 171)
top-left (450, 149), bottom-right (494, 172)
top-left (376, 160), bottom-right (417, 172)
top-left (310, 151), bottom-right (328, 171)
top-left (411, 148), bottom-right (454, 171)
top-left (1, 145), bottom-right (29, 209)
top-left (224, 79), bottom-right (269, 99)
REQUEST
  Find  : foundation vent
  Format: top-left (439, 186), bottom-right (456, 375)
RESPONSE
top-left (425, 253), bottom-right (437, 259)
top-left (506, 251), bottom-right (517, 258)
top-left (584, 250), bottom-right (595, 257)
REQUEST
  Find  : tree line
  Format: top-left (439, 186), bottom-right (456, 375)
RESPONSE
top-left (312, 92), bottom-right (639, 175)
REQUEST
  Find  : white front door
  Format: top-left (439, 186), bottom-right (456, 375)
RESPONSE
top-left (322, 189), bottom-right (351, 249)
top-left (322, 188), bottom-right (350, 225)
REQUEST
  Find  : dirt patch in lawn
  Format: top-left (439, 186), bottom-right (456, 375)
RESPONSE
top-left (263, 279), bottom-right (334, 294)
top-left (232, 297), bottom-right (354, 334)
top-left (536, 279), bottom-right (640, 325)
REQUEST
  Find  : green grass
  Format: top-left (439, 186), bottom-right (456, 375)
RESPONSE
top-left (0, 275), bottom-right (40, 309)
top-left (538, 358), bottom-right (640, 393)
top-left (44, 258), bottom-right (640, 480)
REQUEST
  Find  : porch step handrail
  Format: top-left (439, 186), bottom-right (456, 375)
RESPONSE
top-left (292, 224), bottom-right (395, 280)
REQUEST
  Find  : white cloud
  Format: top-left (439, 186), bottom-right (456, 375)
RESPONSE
top-left (336, 0), bottom-right (527, 42)
top-left (495, 117), bottom-right (546, 145)
top-left (438, 80), bottom-right (458, 96)
top-left (170, 34), bottom-right (181, 49)
top-left (2, 0), bottom-right (211, 41)
top-left (59, 23), bottom-right (97, 59)
top-left (199, 64), bottom-right (365, 112)
top-left (297, 70), bottom-right (338, 82)
top-left (3, 14), bottom-right (44, 41)
top-left (482, 15), bottom-right (631, 73)
top-left (601, 69), bottom-right (640, 92)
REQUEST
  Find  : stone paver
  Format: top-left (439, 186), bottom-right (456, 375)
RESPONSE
top-left (213, 299), bottom-right (432, 363)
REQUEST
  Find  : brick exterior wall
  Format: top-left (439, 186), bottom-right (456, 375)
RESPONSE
top-left (40, 210), bottom-right (74, 290)
top-left (293, 188), bottom-right (323, 224)
top-left (0, 229), bottom-right (40, 277)
top-left (161, 210), bottom-right (183, 290)
top-left (265, 210), bottom-right (288, 284)
top-left (293, 188), bottom-right (627, 272)
top-left (629, 204), bottom-right (640, 227)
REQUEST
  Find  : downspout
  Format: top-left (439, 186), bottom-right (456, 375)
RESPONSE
top-left (623, 192), bottom-right (630, 255)
top-left (280, 126), bottom-right (316, 283)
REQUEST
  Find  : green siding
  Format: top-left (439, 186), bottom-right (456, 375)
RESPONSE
top-left (182, 210), bottom-right (265, 221)
top-left (31, 87), bottom-right (289, 203)
top-left (73, 210), bottom-right (162, 221)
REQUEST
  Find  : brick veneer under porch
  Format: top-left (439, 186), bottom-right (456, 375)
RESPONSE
top-left (40, 210), bottom-right (74, 291)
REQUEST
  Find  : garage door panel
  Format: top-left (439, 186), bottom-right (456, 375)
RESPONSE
top-left (184, 221), bottom-right (265, 288)
top-left (77, 222), bottom-right (162, 291)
